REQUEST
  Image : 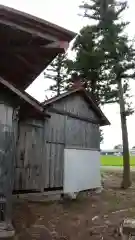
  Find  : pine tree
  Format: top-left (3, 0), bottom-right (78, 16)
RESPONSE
top-left (44, 53), bottom-right (68, 96)
top-left (74, 0), bottom-right (135, 188)
top-left (100, 129), bottom-right (104, 143)
top-left (70, 25), bottom-right (119, 104)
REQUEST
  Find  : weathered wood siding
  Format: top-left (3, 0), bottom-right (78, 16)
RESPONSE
top-left (43, 114), bottom-right (65, 188)
top-left (44, 143), bottom-right (64, 188)
top-left (45, 113), bottom-right (100, 150)
top-left (51, 94), bottom-right (98, 121)
top-left (14, 120), bottom-right (44, 191)
top-left (0, 103), bottom-right (13, 127)
top-left (44, 92), bottom-right (100, 188)
top-left (45, 114), bottom-right (65, 144)
top-left (14, 93), bottom-right (100, 191)
top-left (65, 116), bottom-right (100, 149)
top-left (0, 103), bottom-right (17, 221)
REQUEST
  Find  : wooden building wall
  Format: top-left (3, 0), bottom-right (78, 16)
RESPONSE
top-left (43, 94), bottom-right (100, 189)
top-left (44, 114), bottom-right (65, 189)
top-left (51, 94), bottom-right (97, 121)
top-left (0, 104), bottom-right (13, 127)
top-left (0, 102), bottom-right (17, 220)
top-left (14, 120), bottom-right (44, 191)
top-left (14, 93), bottom-right (100, 191)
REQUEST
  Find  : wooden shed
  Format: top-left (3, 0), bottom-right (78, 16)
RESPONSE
top-left (42, 87), bottom-right (110, 190)
top-left (14, 87), bottom-right (110, 193)
top-left (0, 5), bottom-right (75, 226)
top-left (0, 5), bottom-right (110, 196)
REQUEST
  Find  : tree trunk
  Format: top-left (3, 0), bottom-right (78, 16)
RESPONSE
top-left (91, 78), bottom-right (98, 103)
top-left (117, 79), bottom-right (131, 189)
top-left (57, 77), bottom-right (60, 96)
top-left (57, 68), bottom-right (61, 96)
top-left (56, 54), bottom-right (61, 96)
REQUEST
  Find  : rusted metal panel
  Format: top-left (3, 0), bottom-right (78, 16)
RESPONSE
top-left (52, 94), bottom-right (98, 121)
top-left (15, 120), bottom-right (44, 191)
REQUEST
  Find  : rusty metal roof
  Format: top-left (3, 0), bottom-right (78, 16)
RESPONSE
top-left (0, 5), bottom-right (76, 90)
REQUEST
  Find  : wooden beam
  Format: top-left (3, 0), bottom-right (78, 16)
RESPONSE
top-left (15, 54), bottom-right (36, 70)
top-left (0, 76), bottom-right (43, 113)
top-left (44, 41), bottom-right (69, 51)
top-left (0, 5), bottom-right (76, 40)
top-left (47, 107), bottom-right (101, 125)
top-left (46, 140), bottom-right (64, 145)
top-left (0, 19), bottom-right (59, 42)
top-left (0, 41), bottom-right (68, 53)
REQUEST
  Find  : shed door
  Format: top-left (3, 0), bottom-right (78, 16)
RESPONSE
top-left (15, 121), bottom-right (44, 191)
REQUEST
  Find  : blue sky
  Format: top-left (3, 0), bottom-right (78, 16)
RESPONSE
top-left (1, 0), bottom-right (135, 149)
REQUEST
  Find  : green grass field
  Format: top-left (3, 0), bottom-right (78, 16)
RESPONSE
top-left (101, 155), bottom-right (135, 166)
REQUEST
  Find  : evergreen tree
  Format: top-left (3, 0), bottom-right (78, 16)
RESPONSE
top-left (70, 25), bottom-right (119, 104)
top-left (44, 53), bottom-right (68, 96)
top-left (100, 129), bottom-right (104, 144)
top-left (73, 0), bottom-right (135, 188)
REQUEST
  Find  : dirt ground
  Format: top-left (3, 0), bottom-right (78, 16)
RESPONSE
top-left (12, 171), bottom-right (135, 239)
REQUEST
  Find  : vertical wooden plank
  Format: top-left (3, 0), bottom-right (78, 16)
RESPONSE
top-left (40, 123), bottom-right (45, 191)
top-left (53, 94), bottom-right (98, 121)
top-left (0, 104), bottom-right (6, 125)
top-left (49, 143), bottom-right (55, 188)
top-left (23, 127), bottom-right (31, 168)
top-left (54, 143), bottom-right (64, 188)
top-left (88, 122), bottom-right (92, 148)
top-left (54, 138), bottom-right (58, 188)
top-left (0, 104), bottom-right (14, 129)
top-left (84, 122), bottom-right (88, 148)
top-left (15, 120), bottom-right (44, 191)
top-left (45, 113), bottom-right (65, 144)
top-left (6, 107), bottom-right (13, 127)
top-left (66, 117), bottom-right (84, 147)
top-left (38, 127), bottom-right (44, 191)
top-left (16, 125), bottom-right (26, 168)
top-left (81, 121), bottom-right (85, 148)
top-left (59, 144), bottom-right (64, 187)
top-left (44, 143), bottom-right (50, 188)
top-left (55, 144), bottom-right (59, 187)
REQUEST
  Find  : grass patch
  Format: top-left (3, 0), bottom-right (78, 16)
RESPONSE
top-left (101, 155), bottom-right (135, 166)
